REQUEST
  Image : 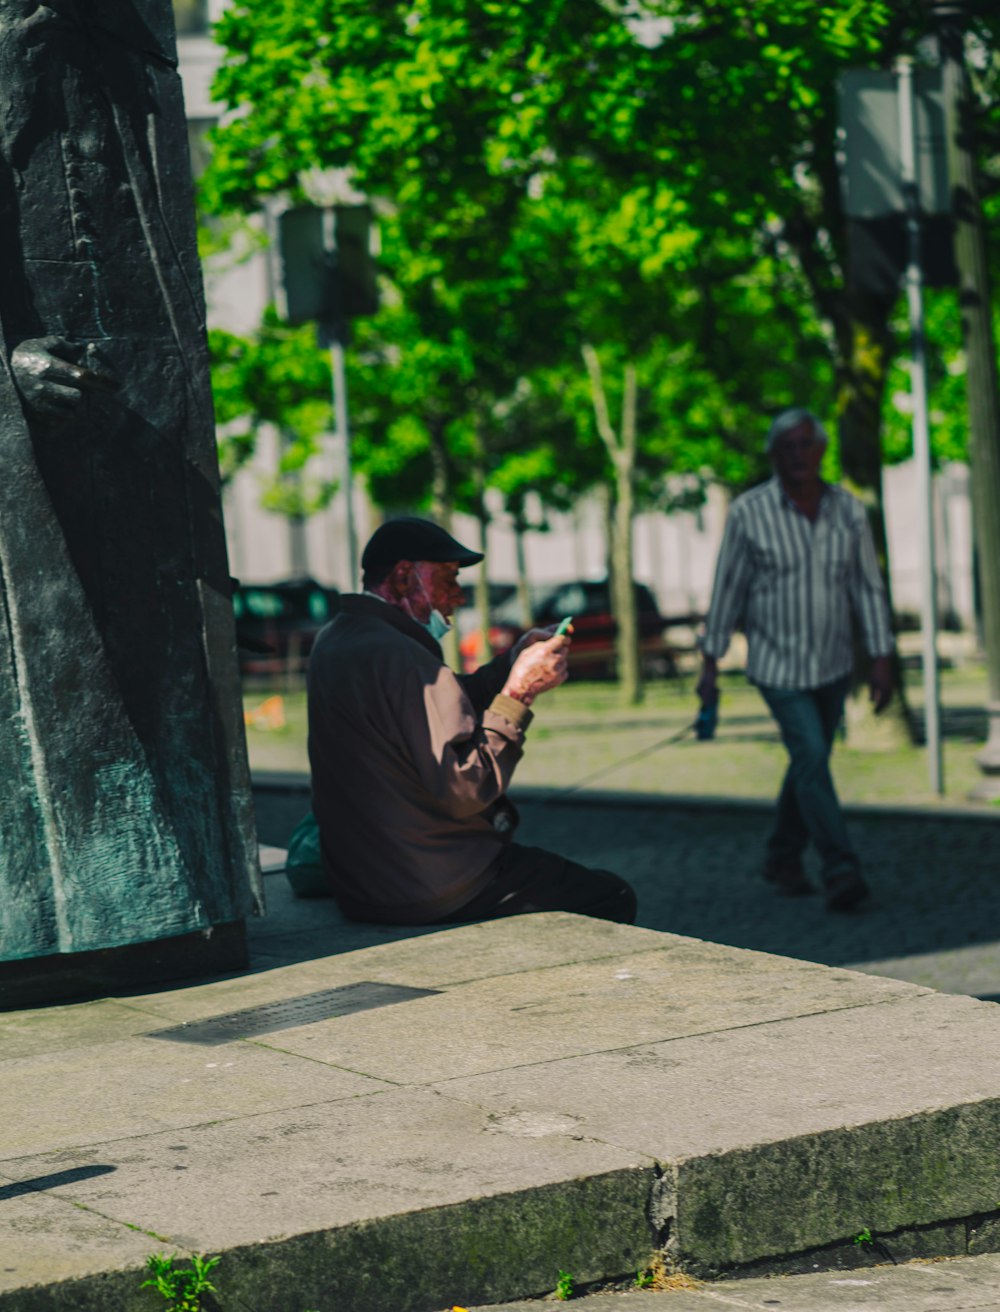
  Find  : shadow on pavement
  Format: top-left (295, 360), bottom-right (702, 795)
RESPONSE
top-left (251, 781), bottom-right (1000, 998)
top-left (515, 792), bottom-right (1000, 996)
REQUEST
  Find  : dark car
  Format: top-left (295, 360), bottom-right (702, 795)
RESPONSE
top-left (532, 579), bottom-right (679, 679)
top-left (233, 577), bottom-right (340, 678)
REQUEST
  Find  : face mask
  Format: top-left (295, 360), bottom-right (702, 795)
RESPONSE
top-left (412, 572), bottom-right (452, 641)
top-left (426, 608), bottom-right (451, 641)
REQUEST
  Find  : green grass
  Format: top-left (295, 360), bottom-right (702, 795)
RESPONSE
top-left (242, 662), bottom-right (996, 809)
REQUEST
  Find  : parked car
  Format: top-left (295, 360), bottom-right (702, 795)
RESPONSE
top-left (532, 579), bottom-right (681, 679)
top-left (233, 577), bottom-right (340, 678)
top-left (457, 584), bottom-right (540, 672)
top-left (460, 578), bottom-right (698, 679)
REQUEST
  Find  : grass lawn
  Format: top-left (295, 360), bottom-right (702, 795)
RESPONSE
top-left (242, 661), bottom-right (998, 810)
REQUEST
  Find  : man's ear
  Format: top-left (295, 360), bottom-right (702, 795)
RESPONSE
top-left (389, 561), bottom-right (414, 597)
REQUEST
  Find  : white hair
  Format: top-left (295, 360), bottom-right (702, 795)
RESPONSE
top-left (766, 408), bottom-right (829, 455)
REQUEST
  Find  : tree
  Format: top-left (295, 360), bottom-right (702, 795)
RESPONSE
top-left (203, 0), bottom-right (999, 493)
top-left (201, 0), bottom-right (998, 712)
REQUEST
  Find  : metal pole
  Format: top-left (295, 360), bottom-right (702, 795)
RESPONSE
top-left (323, 207), bottom-right (358, 589)
top-left (897, 58), bottom-right (943, 794)
top-left (329, 335), bottom-right (358, 588)
top-left (927, 0), bottom-right (1000, 800)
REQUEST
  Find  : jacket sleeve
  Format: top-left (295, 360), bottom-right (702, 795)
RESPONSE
top-left (701, 506), bottom-right (752, 661)
top-left (457, 648), bottom-right (514, 716)
top-left (398, 659), bottom-right (533, 820)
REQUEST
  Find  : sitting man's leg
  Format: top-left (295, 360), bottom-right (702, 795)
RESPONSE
top-left (438, 844), bottom-right (637, 926)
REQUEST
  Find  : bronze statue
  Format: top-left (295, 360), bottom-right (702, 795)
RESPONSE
top-left (0, 0), bottom-right (260, 964)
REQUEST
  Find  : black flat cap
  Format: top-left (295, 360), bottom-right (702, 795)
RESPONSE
top-left (361, 517), bottom-right (484, 570)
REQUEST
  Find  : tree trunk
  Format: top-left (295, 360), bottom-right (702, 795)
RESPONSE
top-left (937, 10), bottom-right (1000, 792)
top-left (783, 202), bottom-right (915, 748)
top-left (472, 448), bottom-right (492, 669)
top-left (582, 343), bottom-right (642, 705)
top-left (837, 290), bottom-right (915, 749)
top-left (428, 419), bottom-right (461, 669)
top-left (429, 419), bottom-right (453, 526)
top-left (613, 372), bottom-right (641, 704)
top-left (601, 481), bottom-right (616, 612)
top-left (512, 511), bottom-right (534, 630)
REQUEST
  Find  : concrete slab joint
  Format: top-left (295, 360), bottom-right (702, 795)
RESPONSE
top-left (647, 1163), bottom-right (678, 1252)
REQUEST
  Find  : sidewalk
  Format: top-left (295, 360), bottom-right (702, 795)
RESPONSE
top-left (469, 1250), bottom-right (1000, 1310)
top-left (4, 777), bottom-right (1000, 1310)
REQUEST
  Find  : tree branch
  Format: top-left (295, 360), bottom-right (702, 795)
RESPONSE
top-left (582, 342), bottom-right (619, 455)
top-left (622, 362), bottom-right (637, 459)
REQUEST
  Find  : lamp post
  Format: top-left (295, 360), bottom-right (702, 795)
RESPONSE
top-left (276, 203), bottom-right (378, 591)
top-left (321, 209), bottom-right (359, 588)
top-left (897, 56), bottom-right (943, 794)
top-left (924, 0), bottom-right (1000, 798)
top-left (837, 64), bottom-right (950, 790)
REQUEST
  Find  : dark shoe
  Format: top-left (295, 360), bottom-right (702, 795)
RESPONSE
top-left (762, 858), bottom-right (814, 896)
top-left (825, 869), bottom-right (870, 912)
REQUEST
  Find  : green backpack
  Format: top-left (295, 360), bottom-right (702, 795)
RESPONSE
top-left (285, 810), bottom-right (331, 899)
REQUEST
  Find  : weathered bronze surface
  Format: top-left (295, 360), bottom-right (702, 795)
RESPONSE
top-left (0, 0), bottom-right (261, 964)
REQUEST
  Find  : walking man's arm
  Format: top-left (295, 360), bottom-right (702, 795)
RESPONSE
top-left (848, 510), bottom-right (895, 713)
top-left (698, 509), bottom-right (752, 706)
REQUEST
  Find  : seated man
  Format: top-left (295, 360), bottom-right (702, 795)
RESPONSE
top-left (307, 517), bottom-right (637, 926)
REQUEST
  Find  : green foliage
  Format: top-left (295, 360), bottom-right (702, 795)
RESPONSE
top-left (853, 1226), bottom-right (874, 1248)
top-left (140, 1253), bottom-right (220, 1312)
top-left (882, 290), bottom-right (976, 468)
top-left (634, 1265), bottom-right (655, 1288)
top-left (208, 309), bottom-right (336, 514)
top-left (200, 0), bottom-right (1000, 522)
top-left (554, 1269), bottom-right (575, 1300)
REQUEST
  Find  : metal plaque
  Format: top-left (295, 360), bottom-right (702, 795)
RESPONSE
top-left (147, 982), bottom-right (440, 1045)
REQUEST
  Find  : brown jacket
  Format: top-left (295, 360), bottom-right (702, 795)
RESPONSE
top-left (307, 594), bottom-right (533, 922)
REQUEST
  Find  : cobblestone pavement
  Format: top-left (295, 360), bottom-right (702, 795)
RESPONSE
top-left (514, 791), bottom-right (1000, 997)
top-left (252, 782), bottom-right (1000, 1000)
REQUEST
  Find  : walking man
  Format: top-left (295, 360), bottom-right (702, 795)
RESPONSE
top-left (697, 409), bottom-right (894, 911)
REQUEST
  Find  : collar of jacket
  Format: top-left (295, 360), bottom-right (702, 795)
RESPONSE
top-left (340, 593), bottom-right (443, 660)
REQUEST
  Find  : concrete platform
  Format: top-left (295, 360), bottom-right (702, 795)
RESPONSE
top-left (5, 886), bottom-right (1000, 1312)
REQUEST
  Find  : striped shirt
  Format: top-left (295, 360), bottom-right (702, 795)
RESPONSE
top-left (702, 478), bottom-right (894, 690)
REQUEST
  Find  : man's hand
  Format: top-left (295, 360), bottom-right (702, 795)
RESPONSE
top-left (502, 632), bottom-right (569, 707)
top-left (11, 337), bottom-right (119, 420)
top-left (696, 655), bottom-right (719, 708)
top-left (869, 655), bottom-right (893, 714)
top-left (510, 624), bottom-right (560, 661)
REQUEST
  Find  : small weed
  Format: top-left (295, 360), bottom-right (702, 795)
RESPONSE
top-left (634, 1265), bottom-right (655, 1288)
top-left (554, 1269), bottom-right (575, 1300)
top-left (141, 1253), bottom-right (220, 1312)
top-left (852, 1227), bottom-right (898, 1265)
